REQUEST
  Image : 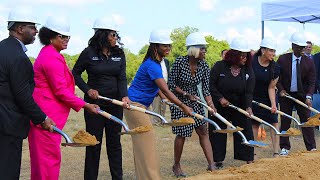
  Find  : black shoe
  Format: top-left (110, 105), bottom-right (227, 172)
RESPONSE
top-left (215, 162), bottom-right (223, 169)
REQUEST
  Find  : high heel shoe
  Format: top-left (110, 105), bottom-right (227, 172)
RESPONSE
top-left (172, 165), bottom-right (187, 178)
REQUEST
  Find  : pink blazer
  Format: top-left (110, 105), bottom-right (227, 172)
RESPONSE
top-left (32, 45), bottom-right (85, 128)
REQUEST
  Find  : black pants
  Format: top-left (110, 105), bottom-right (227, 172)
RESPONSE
top-left (0, 133), bottom-right (23, 180)
top-left (208, 105), bottom-right (254, 162)
top-left (84, 104), bottom-right (123, 180)
top-left (279, 93), bottom-right (316, 151)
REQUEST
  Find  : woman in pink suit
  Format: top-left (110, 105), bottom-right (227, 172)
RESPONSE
top-left (28, 16), bottom-right (99, 180)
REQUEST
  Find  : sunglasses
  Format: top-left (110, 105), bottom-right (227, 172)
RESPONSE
top-left (240, 52), bottom-right (248, 58)
top-left (22, 24), bottom-right (38, 30)
top-left (57, 34), bottom-right (70, 40)
top-left (109, 32), bottom-right (118, 38)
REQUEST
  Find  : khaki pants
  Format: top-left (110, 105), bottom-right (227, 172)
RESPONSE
top-left (150, 95), bottom-right (167, 124)
top-left (124, 102), bottom-right (161, 180)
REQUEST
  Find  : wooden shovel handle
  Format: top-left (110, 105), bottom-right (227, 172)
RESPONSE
top-left (111, 99), bottom-right (147, 113)
top-left (284, 95), bottom-right (320, 113)
top-left (229, 104), bottom-right (264, 123)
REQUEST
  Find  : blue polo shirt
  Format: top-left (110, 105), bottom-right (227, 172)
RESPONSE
top-left (128, 57), bottom-right (163, 107)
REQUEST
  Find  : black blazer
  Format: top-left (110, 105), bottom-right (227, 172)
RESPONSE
top-left (0, 36), bottom-right (46, 138)
top-left (277, 53), bottom-right (315, 96)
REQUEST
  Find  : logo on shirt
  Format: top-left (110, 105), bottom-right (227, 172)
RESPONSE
top-left (111, 57), bottom-right (121, 61)
top-left (92, 56), bottom-right (101, 61)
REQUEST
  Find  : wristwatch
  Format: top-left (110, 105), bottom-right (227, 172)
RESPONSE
top-left (306, 95), bottom-right (312, 101)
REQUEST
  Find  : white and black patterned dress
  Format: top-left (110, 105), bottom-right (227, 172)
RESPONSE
top-left (168, 56), bottom-right (211, 137)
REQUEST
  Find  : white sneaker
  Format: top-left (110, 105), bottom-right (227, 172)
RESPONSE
top-left (310, 148), bottom-right (317, 151)
top-left (279, 148), bottom-right (290, 156)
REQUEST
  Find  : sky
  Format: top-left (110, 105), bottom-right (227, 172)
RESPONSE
top-left (0, 0), bottom-right (319, 58)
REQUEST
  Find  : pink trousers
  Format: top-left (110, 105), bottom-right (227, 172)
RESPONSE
top-left (28, 125), bottom-right (62, 180)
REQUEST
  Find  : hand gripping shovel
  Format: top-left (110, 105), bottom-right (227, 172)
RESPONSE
top-left (195, 100), bottom-right (243, 133)
top-left (98, 96), bottom-right (193, 126)
top-left (228, 104), bottom-right (300, 137)
top-left (97, 109), bottom-right (151, 135)
top-left (283, 94), bottom-right (320, 126)
top-left (252, 100), bottom-right (313, 127)
top-left (162, 99), bottom-right (236, 133)
top-left (52, 126), bottom-right (94, 147)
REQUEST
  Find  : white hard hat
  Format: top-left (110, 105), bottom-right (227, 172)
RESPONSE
top-left (260, 37), bottom-right (277, 50)
top-left (149, 30), bottom-right (173, 44)
top-left (230, 37), bottom-right (250, 52)
top-left (92, 17), bottom-right (117, 31)
top-left (186, 32), bottom-right (208, 47)
top-left (7, 7), bottom-right (39, 29)
top-left (290, 32), bottom-right (307, 47)
top-left (44, 16), bottom-right (70, 36)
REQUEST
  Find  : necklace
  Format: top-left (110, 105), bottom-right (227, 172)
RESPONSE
top-left (231, 66), bottom-right (241, 77)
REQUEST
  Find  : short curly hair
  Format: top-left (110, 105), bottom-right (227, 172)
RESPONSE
top-left (224, 49), bottom-right (252, 67)
top-left (38, 27), bottom-right (59, 45)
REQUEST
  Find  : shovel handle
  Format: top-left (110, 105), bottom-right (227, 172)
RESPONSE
top-left (213, 113), bottom-right (235, 128)
top-left (228, 104), bottom-right (265, 124)
top-left (253, 100), bottom-right (286, 116)
top-left (284, 95), bottom-right (320, 113)
top-left (98, 110), bottom-right (112, 119)
top-left (99, 95), bottom-right (146, 113)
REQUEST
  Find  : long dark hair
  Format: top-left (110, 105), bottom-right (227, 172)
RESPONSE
top-left (255, 47), bottom-right (276, 80)
top-left (143, 43), bottom-right (161, 63)
top-left (88, 29), bottom-right (123, 56)
top-left (224, 49), bottom-right (252, 67)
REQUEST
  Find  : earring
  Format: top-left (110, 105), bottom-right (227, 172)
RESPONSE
top-left (50, 40), bottom-right (52, 44)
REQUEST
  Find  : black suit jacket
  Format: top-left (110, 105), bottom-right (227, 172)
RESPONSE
top-left (0, 36), bottom-right (46, 138)
top-left (277, 53), bottom-right (316, 96)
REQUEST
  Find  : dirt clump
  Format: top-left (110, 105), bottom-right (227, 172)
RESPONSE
top-left (285, 128), bottom-right (301, 135)
top-left (72, 129), bottom-right (99, 145)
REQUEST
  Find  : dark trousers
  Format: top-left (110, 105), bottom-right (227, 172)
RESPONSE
top-left (208, 105), bottom-right (254, 162)
top-left (84, 105), bottom-right (123, 180)
top-left (0, 133), bottom-right (23, 180)
top-left (279, 93), bottom-right (316, 151)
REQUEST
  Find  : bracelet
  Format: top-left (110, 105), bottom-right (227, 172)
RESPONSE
top-left (183, 92), bottom-right (187, 96)
top-left (306, 95), bottom-right (312, 100)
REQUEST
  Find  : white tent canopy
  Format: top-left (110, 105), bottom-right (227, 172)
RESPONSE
top-left (261, 0), bottom-right (320, 38)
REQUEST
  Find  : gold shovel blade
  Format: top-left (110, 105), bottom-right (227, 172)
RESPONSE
top-left (119, 125), bottom-right (153, 135)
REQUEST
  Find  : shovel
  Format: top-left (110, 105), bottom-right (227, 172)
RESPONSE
top-left (52, 126), bottom-right (93, 147)
top-left (282, 94), bottom-right (320, 124)
top-left (162, 99), bottom-right (240, 133)
top-left (252, 100), bottom-right (313, 127)
top-left (98, 96), bottom-right (193, 126)
top-left (162, 100), bottom-right (266, 147)
top-left (228, 104), bottom-right (300, 137)
top-left (97, 109), bottom-right (151, 135)
top-left (195, 100), bottom-right (243, 133)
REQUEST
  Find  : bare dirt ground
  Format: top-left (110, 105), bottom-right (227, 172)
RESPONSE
top-left (19, 89), bottom-right (320, 179)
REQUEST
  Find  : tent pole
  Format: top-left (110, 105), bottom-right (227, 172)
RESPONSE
top-left (261, 21), bottom-right (264, 39)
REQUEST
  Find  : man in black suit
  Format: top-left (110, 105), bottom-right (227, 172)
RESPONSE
top-left (151, 58), bottom-right (170, 125)
top-left (0, 8), bottom-right (55, 179)
top-left (277, 32), bottom-right (316, 156)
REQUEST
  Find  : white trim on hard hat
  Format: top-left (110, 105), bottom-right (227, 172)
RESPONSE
top-left (260, 37), bottom-right (277, 50)
top-left (44, 16), bottom-right (70, 36)
top-left (92, 17), bottom-right (118, 32)
top-left (290, 32), bottom-right (307, 47)
top-left (186, 32), bottom-right (208, 47)
top-left (7, 7), bottom-right (39, 30)
top-left (230, 37), bottom-right (250, 52)
top-left (149, 30), bottom-right (173, 44)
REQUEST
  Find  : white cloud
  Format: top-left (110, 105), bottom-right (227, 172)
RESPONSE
top-left (121, 36), bottom-right (137, 47)
top-left (199, 0), bottom-right (217, 11)
top-left (21, 0), bottom-right (103, 6)
top-left (218, 6), bottom-right (255, 24)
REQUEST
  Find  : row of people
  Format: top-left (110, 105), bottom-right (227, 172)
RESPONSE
top-left (1, 8), bottom-right (317, 180)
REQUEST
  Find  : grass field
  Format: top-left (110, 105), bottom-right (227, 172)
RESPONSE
top-left (19, 90), bottom-right (320, 179)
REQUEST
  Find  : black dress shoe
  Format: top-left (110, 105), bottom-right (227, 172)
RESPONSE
top-left (215, 162), bottom-right (223, 169)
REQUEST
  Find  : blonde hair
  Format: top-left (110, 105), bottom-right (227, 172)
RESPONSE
top-left (187, 46), bottom-right (200, 58)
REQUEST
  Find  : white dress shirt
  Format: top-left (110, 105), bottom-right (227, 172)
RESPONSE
top-left (290, 53), bottom-right (301, 92)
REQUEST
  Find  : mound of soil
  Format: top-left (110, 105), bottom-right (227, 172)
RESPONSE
top-left (185, 150), bottom-right (320, 180)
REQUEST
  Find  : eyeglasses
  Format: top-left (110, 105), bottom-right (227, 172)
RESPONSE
top-left (57, 34), bottom-right (70, 40)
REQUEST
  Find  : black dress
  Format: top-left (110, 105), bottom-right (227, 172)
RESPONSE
top-left (208, 60), bottom-right (255, 162)
top-left (252, 55), bottom-right (280, 125)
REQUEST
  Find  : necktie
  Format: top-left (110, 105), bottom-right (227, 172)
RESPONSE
top-left (296, 59), bottom-right (303, 92)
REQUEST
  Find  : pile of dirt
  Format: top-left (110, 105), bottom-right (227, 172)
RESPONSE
top-left (185, 150), bottom-right (320, 180)
top-left (72, 129), bottom-right (99, 145)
